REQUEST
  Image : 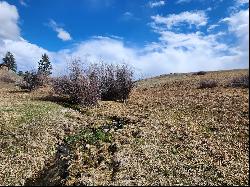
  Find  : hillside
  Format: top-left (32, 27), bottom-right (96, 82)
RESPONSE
top-left (0, 65), bottom-right (21, 86)
top-left (0, 69), bottom-right (249, 186)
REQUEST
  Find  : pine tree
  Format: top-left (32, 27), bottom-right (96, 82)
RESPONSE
top-left (38, 53), bottom-right (52, 76)
top-left (2, 52), bottom-right (17, 72)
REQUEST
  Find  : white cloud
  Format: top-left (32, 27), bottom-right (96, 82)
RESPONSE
top-left (0, 1), bottom-right (20, 40)
top-left (0, 1), bottom-right (248, 79)
top-left (122, 12), bottom-right (140, 21)
top-left (123, 11), bottom-right (133, 17)
top-left (236, 0), bottom-right (249, 5)
top-left (49, 20), bottom-right (72, 41)
top-left (176, 0), bottom-right (191, 4)
top-left (151, 11), bottom-right (207, 30)
top-left (221, 9), bottom-right (249, 58)
top-left (149, 1), bottom-right (166, 8)
top-left (19, 0), bottom-right (28, 7)
top-left (0, 39), bottom-right (49, 71)
top-left (207, 24), bottom-right (219, 31)
top-left (206, 7), bottom-right (212, 11)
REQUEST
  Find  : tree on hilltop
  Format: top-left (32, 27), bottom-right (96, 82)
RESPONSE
top-left (2, 51), bottom-right (17, 72)
top-left (38, 53), bottom-right (52, 76)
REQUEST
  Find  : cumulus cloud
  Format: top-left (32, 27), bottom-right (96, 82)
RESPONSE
top-left (49, 19), bottom-right (72, 41)
top-left (148, 1), bottom-right (166, 8)
top-left (0, 39), bottom-right (49, 71)
top-left (221, 9), bottom-right (249, 60)
top-left (0, 1), bottom-right (20, 40)
top-left (0, 1), bottom-right (49, 71)
top-left (151, 11), bottom-right (207, 30)
top-left (0, 1), bottom-right (248, 79)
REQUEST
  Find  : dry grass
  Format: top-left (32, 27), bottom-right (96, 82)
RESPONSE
top-left (0, 69), bottom-right (249, 186)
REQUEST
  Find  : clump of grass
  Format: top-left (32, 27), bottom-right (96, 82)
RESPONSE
top-left (198, 80), bottom-right (218, 89)
top-left (227, 74), bottom-right (249, 88)
top-left (64, 128), bottom-right (112, 145)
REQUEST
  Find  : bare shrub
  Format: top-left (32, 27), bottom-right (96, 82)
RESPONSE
top-left (52, 59), bottom-right (134, 106)
top-left (227, 75), bottom-right (249, 88)
top-left (198, 80), bottom-right (218, 89)
top-left (37, 73), bottom-right (51, 87)
top-left (115, 64), bottom-right (134, 101)
top-left (18, 71), bottom-right (40, 91)
top-left (98, 64), bottom-right (134, 101)
top-left (52, 60), bottom-right (100, 106)
top-left (193, 71), bottom-right (207, 76)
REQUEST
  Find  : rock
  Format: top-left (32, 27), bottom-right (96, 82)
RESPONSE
top-left (108, 143), bottom-right (118, 155)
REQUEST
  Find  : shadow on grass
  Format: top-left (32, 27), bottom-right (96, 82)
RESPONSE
top-left (8, 90), bottom-right (30, 93)
top-left (35, 95), bottom-right (82, 112)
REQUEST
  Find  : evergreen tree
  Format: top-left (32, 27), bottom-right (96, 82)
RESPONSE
top-left (18, 71), bottom-right (24, 76)
top-left (38, 53), bottom-right (52, 76)
top-left (2, 52), bottom-right (17, 72)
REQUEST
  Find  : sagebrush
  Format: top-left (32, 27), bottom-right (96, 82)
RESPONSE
top-left (227, 74), bottom-right (249, 88)
top-left (198, 80), bottom-right (218, 89)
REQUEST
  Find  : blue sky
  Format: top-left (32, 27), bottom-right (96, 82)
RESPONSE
top-left (0, 0), bottom-right (249, 78)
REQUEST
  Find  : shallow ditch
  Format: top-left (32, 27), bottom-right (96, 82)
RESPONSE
top-left (25, 142), bottom-right (71, 186)
top-left (24, 115), bottom-right (134, 186)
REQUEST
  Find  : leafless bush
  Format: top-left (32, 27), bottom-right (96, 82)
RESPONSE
top-left (193, 71), bottom-right (207, 76)
top-left (18, 71), bottom-right (40, 91)
top-left (98, 64), bottom-right (134, 101)
top-left (52, 60), bottom-right (100, 106)
top-left (37, 73), bottom-right (51, 86)
top-left (115, 64), bottom-right (134, 101)
top-left (227, 75), bottom-right (249, 88)
top-left (52, 59), bottom-right (134, 106)
top-left (18, 71), bottom-right (41, 91)
top-left (198, 80), bottom-right (218, 89)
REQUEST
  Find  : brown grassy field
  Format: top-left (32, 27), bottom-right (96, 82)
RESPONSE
top-left (0, 69), bottom-right (249, 186)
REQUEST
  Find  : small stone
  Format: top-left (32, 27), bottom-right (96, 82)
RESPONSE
top-left (85, 144), bottom-right (90, 149)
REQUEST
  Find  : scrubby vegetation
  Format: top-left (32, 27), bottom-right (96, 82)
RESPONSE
top-left (192, 71), bottom-right (207, 75)
top-left (18, 71), bottom-right (41, 91)
top-left (52, 59), bottom-right (100, 106)
top-left (0, 53), bottom-right (249, 186)
top-left (18, 54), bottom-right (53, 91)
top-left (98, 63), bottom-right (134, 101)
top-left (227, 74), bottom-right (249, 88)
top-left (198, 79), bottom-right (218, 89)
top-left (52, 60), bottom-right (134, 106)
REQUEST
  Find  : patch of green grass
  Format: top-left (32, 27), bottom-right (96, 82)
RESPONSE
top-left (0, 101), bottom-right (61, 126)
top-left (65, 128), bottom-right (112, 145)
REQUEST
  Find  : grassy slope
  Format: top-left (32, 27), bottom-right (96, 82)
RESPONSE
top-left (0, 69), bottom-right (249, 186)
